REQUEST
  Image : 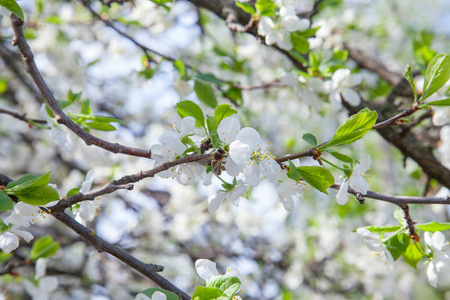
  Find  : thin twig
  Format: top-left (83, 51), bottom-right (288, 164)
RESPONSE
top-left (233, 81), bottom-right (285, 90)
top-left (0, 108), bottom-right (46, 125)
top-left (10, 15), bottom-right (151, 158)
top-left (399, 204), bottom-right (420, 241)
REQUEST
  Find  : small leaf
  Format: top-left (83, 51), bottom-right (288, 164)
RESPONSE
top-left (296, 166), bottom-right (334, 194)
top-left (287, 160), bottom-right (300, 181)
top-left (85, 121), bottom-right (116, 131)
top-left (214, 104), bottom-right (237, 123)
top-left (0, 0), bottom-right (24, 20)
top-left (320, 110), bottom-right (378, 149)
top-left (302, 133), bottom-right (317, 146)
top-left (255, 0), bottom-right (277, 16)
top-left (5, 173), bottom-right (50, 194)
top-left (332, 48), bottom-right (348, 61)
top-left (207, 275), bottom-right (241, 298)
top-left (236, 1), bottom-right (256, 15)
top-left (176, 100), bottom-right (205, 127)
top-left (139, 287), bottom-right (180, 300)
top-left (194, 79), bottom-right (217, 108)
top-left (416, 222), bottom-right (450, 232)
top-left (207, 116), bottom-right (219, 135)
top-left (15, 185), bottom-right (60, 206)
top-left (404, 65), bottom-right (417, 102)
top-left (81, 99), bottom-right (92, 115)
top-left (195, 73), bottom-right (222, 85)
top-left (290, 32), bottom-right (309, 54)
top-left (420, 53), bottom-right (450, 101)
top-left (192, 286), bottom-right (227, 300)
top-left (426, 98), bottom-right (450, 107)
top-left (224, 86), bottom-right (243, 105)
top-left (402, 242), bottom-right (424, 269)
top-left (363, 225), bottom-right (402, 233)
top-left (173, 59), bottom-right (187, 79)
top-left (0, 191), bottom-right (13, 212)
top-left (325, 150), bottom-right (354, 163)
top-left (385, 233), bottom-right (410, 260)
top-left (30, 235), bottom-right (60, 261)
top-left (66, 188), bottom-right (80, 198)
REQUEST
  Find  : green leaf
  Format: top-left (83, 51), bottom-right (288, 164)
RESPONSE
top-left (0, 0), bottom-right (24, 20)
top-left (420, 53), bottom-right (450, 101)
top-left (325, 149), bottom-right (354, 163)
top-left (5, 173), bottom-right (50, 194)
top-left (255, 0), bottom-right (277, 16)
top-left (416, 222), bottom-right (450, 232)
top-left (85, 121), bottom-right (116, 131)
top-left (287, 160), bottom-right (300, 181)
top-left (332, 48), bottom-right (348, 61)
top-left (66, 188), bottom-right (80, 198)
top-left (296, 166), bottom-right (334, 194)
top-left (0, 191), bottom-right (13, 212)
top-left (214, 104), bottom-right (237, 124)
top-left (173, 59), bottom-right (187, 79)
top-left (290, 33), bottom-right (309, 54)
top-left (426, 98), bottom-right (450, 107)
top-left (0, 252), bottom-right (13, 263)
top-left (29, 235), bottom-right (60, 261)
top-left (402, 242), bottom-right (424, 269)
top-left (139, 287), bottom-right (179, 300)
top-left (302, 133), bottom-right (317, 146)
top-left (207, 275), bottom-right (241, 299)
top-left (364, 225), bottom-right (402, 233)
top-left (194, 79), bottom-right (217, 108)
top-left (192, 286), bottom-right (227, 300)
top-left (176, 100), bottom-right (205, 127)
top-left (195, 73), bottom-right (222, 85)
top-left (224, 86), bottom-right (243, 105)
top-left (15, 185), bottom-right (60, 206)
top-left (320, 110), bottom-right (378, 149)
top-left (81, 99), bottom-right (92, 115)
top-left (385, 233), bottom-right (410, 260)
top-left (236, 1), bottom-right (256, 15)
top-left (404, 65), bottom-right (417, 102)
top-left (207, 116), bottom-right (219, 135)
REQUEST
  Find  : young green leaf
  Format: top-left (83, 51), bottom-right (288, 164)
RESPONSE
top-left (173, 59), bottom-right (187, 79)
top-left (30, 235), bottom-right (60, 261)
top-left (385, 233), bottom-right (410, 260)
top-left (194, 79), bottom-right (217, 108)
top-left (195, 73), bottom-right (222, 85)
top-left (224, 86), bottom-right (243, 105)
top-left (85, 121), bottom-right (116, 131)
top-left (81, 99), bottom-right (92, 115)
top-left (214, 104), bottom-right (237, 124)
top-left (287, 160), bottom-right (300, 181)
top-left (5, 172), bottom-right (51, 194)
top-left (236, 1), bottom-right (256, 15)
top-left (404, 65), bottom-right (417, 102)
top-left (15, 185), bottom-right (60, 206)
top-left (207, 275), bottom-right (241, 299)
top-left (0, 191), bottom-right (13, 212)
top-left (207, 116), bottom-right (219, 135)
top-left (66, 188), bottom-right (80, 198)
top-left (320, 110), bottom-right (378, 149)
top-left (402, 242), bottom-right (424, 269)
top-left (420, 53), bottom-right (450, 101)
top-left (302, 133), bottom-right (317, 146)
top-left (0, 0), bottom-right (24, 20)
top-left (325, 149), bottom-right (354, 163)
top-left (296, 166), bottom-right (334, 194)
top-left (416, 222), bottom-right (450, 232)
top-left (426, 98), bottom-right (450, 107)
top-left (290, 33), bottom-right (309, 54)
top-left (255, 0), bottom-right (278, 16)
top-left (362, 225), bottom-right (402, 233)
top-left (176, 100), bottom-right (205, 127)
top-left (5, 174), bottom-right (39, 190)
top-left (139, 287), bottom-right (180, 300)
top-left (192, 286), bottom-right (227, 300)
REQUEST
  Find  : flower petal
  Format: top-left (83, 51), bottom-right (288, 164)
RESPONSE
top-left (208, 193), bottom-right (227, 213)
top-left (217, 116), bottom-right (240, 145)
top-left (258, 17), bottom-right (274, 36)
top-left (427, 262), bottom-right (438, 287)
top-left (195, 259), bottom-right (220, 282)
top-left (243, 162), bottom-right (261, 186)
top-left (341, 88), bottom-right (361, 106)
top-left (336, 181), bottom-right (349, 205)
top-left (40, 276), bottom-right (59, 292)
top-left (229, 140), bottom-right (253, 165)
top-left (151, 291), bottom-right (167, 300)
top-left (236, 127), bottom-right (262, 150)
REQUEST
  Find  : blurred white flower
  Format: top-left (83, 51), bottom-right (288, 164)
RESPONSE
top-left (324, 69), bottom-right (362, 109)
top-left (336, 156), bottom-right (370, 205)
top-left (75, 170), bottom-right (99, 224)
top-left (356, 228), bottom-right (394, 272)
top-left (424, 231), bottom-right (450, 287)
top-left (39, 104), bottom-right (74, 150)
top-left (23, 258), bottom-right (59, 300)
top-left (208, 183), bottom-right (248, 213)
top-left (135, 291), bottom-right (166, 300)
top-left (229, 128), bottom-right (280, 185)
top-left (258, 6), bottom-right (310, 50)
top-left (276, 169), bottom-right (304, 211)
top-left (195, 259), bottom-right (243, 288)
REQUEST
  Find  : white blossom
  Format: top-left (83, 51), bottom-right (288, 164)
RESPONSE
top-left (356, 228), bottom-right (394, 272)
top-left (336, 156), bottom-right (371, 205)
top-left (229, 128), bottom-right (281, 185)
top-left (23, 258), bottom-right (59, 300)
top-left (276, 170), bottom-right (304, 211)
top-left (424, 231), bottom-right (450, 287)
top-left (39, 104), bottom-right (75, 150)
top-left (195, 259), bottom-right (243, 287)
top-left (258, 6), bottom-right (310, 50)
top-left (135, 292), bottom-right (166, 300)
top-left (75, 170), bottom-right (99, 224)
top-left (324, 69), bottom-right (362, 109)
top-left (208, 183), bottom-right (248, 213)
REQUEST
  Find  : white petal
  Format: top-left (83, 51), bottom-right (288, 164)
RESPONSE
top-left (229, 140), bottom-right (253, 165)
top-left (40, 276), bottom-right (58, 292)
top-left (176, 165), bottom-right (196, 185)
top-left (224, 158), bottom-right (243, 177)
top-left (341, 88), bottom-right (361, 106)
top-left (354, 156), bottom-right (371, 174)
top-left (424, 232), bottom-right (433, 247)
top-left (179, 116), bottom-right (196, 137)
top-left (280, 16), bottom-right (302, 32)
top-left (195, 259), bottom-right (220, 282)
top-left (349, 175), bottom-right (369, 194)
top-left (229, 185), bottom-right (248, 201)
top-left (135, 294), bottom-right (151, 300)
top-left (258, 17), bottom-right (275, 36)
top-left (265, 31), bottom-right (278, 46)
top-left (236, 127), bottom-right (262, 150)
top-left (81, 170), bottom-right (95, 193)
top-left (276, 32), bottom-right (293, 50)
top-left (217, 116), bottom-right (240, 145)
top-left (259, 159), bottom-right (281, 183)
top-left (279, 6), bottom-right (293, 18)
top-left (0, 232), bottom-right (19, 254)
top-left (79, 201), bottom-right (97, 221)
top-left (10, 227), bottom-right (34, 242)
top-left (243, 162), bottom-right (261, 186)
top-left (332, 69), bottom-right (351, 85)
top-left (329, 91), bottom-right (343, 109)
top-left (281, 196), bottom-right (295, 211)
top-left (336, 181), bottom-right (349, 205)
top-left (36, 258), bottom-right (47, 279)
top-left (344, 73), bottom-right (362, 87)
top-left (208, 193), bottom-right (227, 213)
top-left (151, 291), bottom-right (167, 300)
top-left (432, 231), bottom-right (446, 250)
top-left (427, 262), bottom-right (438, 287)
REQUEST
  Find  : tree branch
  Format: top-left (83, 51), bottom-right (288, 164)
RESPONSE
top-left (0, 107), bottom-right (46, 125)
top-left (10, 15), bottom-right (151, 159)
